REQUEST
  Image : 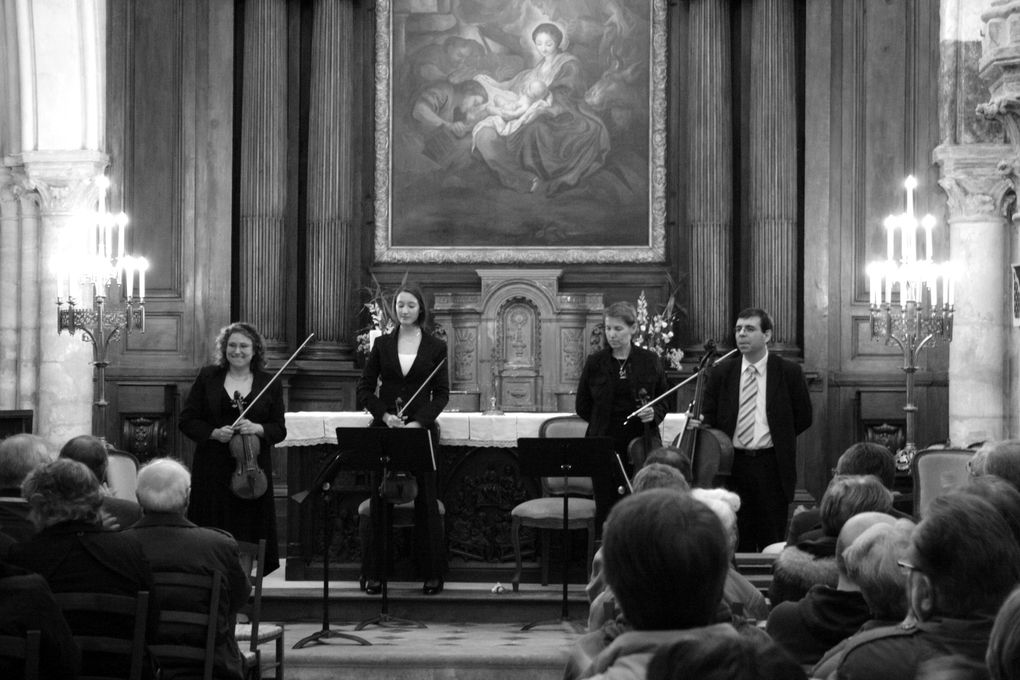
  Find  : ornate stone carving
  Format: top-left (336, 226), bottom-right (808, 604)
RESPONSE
top-left (933, 143), bottom-right (1017, 221)
top-left (560, 327), bottom-right (585, 383)
top-left (976, 96), bottom-right (1020, 144)
top-left (5, 151), bottom-right (109, 214)
top-left (453, 326), bottom-right (478, 383)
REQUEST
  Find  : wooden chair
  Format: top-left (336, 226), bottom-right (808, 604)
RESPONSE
top-left (149, 571), bottom-right (222, 680)
top-left (53, 591), bottom-right (150, 680)
top-left (911, 448), bottom-right (973, 518)
top-left (0, 630), bottom-right (41, 680)
top-left (106, 449), bottom-right (140, 501)
top-left (236, 539), bottom-right (284, 680)
top-left (510, 415), bottom-right (596, 592)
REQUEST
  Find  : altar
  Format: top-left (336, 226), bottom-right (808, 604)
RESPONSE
top-left (281, 411), bottom-right (688, 582)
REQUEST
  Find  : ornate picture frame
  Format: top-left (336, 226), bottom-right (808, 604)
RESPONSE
top-left (373, 0), bottom-right (667, 264)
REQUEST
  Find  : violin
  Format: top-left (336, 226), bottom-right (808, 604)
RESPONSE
top-left (627, 387), bottom-right (658, 470)
top-left (229, 390), bottom-right (269, 500)
top-left (674, 340), bottom-right (735, 487)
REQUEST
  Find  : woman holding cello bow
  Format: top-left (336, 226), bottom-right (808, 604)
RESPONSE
top-left (180, 322), bottom-right (286, 574)
top-left (576, 301), bottom-right (669, 530)
top-left (356, 285), bottom-right (448, 596)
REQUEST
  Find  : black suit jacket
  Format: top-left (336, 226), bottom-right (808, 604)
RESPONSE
top-left (701, 353), bottom-right (813, 500)
top-left (125, 513), bottom-right (251, 680)
top-left (356, 331), bottom-right (450, 427)
top-left (0, 562), bottom-right (80, 679)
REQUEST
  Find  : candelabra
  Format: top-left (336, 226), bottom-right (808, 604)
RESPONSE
top-left (55, 175), bottom-right (149, 443)
top-left (866, 176), bottom-right (954, 471)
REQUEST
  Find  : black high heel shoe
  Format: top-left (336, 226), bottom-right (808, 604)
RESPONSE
top-left (422, 578), bottom-right (443, 595)
top-left (364, 579), bottom-right (382, 595)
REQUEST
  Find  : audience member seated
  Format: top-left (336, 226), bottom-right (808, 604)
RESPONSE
top-left (770, 475), bottom-right (893, 605)
top-left (0, 433), bottom-right (51, 550)
top-left (984, 439), bottom-right (1020, 492)
top-left (59, 435), bottom-right (141, 530)
top-left (958, 475), bottom-right (1020, 548)
top-left (811, 518), bottom-right (916, 678)
top-left (690, 487), bottom-right (769, 624)
top-left (643, 446), bottom-right (693, 483)
top-left (786, 443), bottom-right (901, 546)
top-left (987, 586), bottom-right (1020, 680)
top-left (125, 458), bottom-right (251, 680)
top-left (646, 630), bottom-right (807, 680)
top-left (567, 489), bottom-right (737, 680)
top-left (833, 492), bottom-right (1020, 680)
top-left (585, 463), bottom-right (689, 631)
top-left (916, 655), bottom-right (991, 680)
top-left (7, 459), bottom-right (158, 678)
top-left (766, 512), bottom-right (897, 665)
top-left (0, 556), bottom-right (80, 679)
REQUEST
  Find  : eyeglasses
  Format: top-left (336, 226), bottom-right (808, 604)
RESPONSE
top-left (897, 559), bottom-right (921, 575)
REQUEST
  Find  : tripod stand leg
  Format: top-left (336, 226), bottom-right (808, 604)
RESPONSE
top-left (293, 628), bottom-right (371, 648)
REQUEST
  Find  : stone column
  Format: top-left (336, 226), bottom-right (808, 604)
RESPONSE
top-left (933, 145), bottom-right (1012, 444)
top-left (686, 0), bottom-right (732, 344)
top-left (746, 0), bottom-right (799, 345)
top-left (304, 0), bottom-right (355, 357)
top-left (239, 0), bottom-right (288, 350)
top-left (8, 152), bottom-right (110, 449)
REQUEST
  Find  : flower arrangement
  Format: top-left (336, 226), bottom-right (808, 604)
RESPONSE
top-left (354, 274), bottom-right (402, 357)
top-left (633, 289), bottom-right (685, 370)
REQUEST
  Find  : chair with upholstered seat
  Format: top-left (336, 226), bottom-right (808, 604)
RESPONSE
top-left (509, 415), bottom-right (597, 592)
top-left (105, 449), bottom-right (139, 501)
top-left (911, 448), bottom-right (973, 518)
top-left (236, 539), bottom-right (284, 680)
top-left (0, 630), bottom-right (41, 680)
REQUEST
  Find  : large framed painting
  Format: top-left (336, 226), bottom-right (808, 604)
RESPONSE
top-left (374, 0), bottom-right (667, 263)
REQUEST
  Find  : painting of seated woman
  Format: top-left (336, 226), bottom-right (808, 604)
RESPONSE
top-left (377, 0), bottom-right (666, 263)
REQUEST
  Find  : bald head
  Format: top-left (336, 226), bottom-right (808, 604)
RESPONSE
top-left (836, 511), bottom-right (898, 575)
top-left (984, 439), bottom-right (1020, 492)
top-left (136, 458), bottom-right (191, 513)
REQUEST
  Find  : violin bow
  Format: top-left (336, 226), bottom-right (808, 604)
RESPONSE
top-left (231, 333), bottom-right (315, 427)
top-left (395, 357), bottom-right (447, 420)
top-left (622, 348), bottom-right (738, 423)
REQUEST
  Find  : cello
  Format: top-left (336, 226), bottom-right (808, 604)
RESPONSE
top-left (626, 387), bottom-right (659, 470)
top-left (673, 340), bottom-right (735, 487)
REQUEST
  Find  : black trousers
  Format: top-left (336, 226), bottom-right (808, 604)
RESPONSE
top-left (360, 467), bottom-right (447, 581)
top-left (728, 448), bottom-right (789, 552)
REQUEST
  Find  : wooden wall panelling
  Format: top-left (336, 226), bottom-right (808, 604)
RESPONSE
top-left (104, 0), bottom-right (234, 453)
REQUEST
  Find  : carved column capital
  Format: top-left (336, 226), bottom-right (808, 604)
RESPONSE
top-left (979, 2), bottom-right (1020, 143)
top-left (5, 150), bottom-right (109, 214)
top-left (933, 143), bottom-right (1017, 222)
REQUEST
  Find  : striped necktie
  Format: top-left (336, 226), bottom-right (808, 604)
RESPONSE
top-left (736, 365), bottom-right (758, 448)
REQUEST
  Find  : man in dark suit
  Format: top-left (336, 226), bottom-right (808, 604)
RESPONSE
top-left (124, 458), bottom-right (251, 680)
top-left (700, 307), bottom-right (813, 551)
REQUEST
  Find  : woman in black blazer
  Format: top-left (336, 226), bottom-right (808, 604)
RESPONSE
top-left (576, 301), bottom-right (669, 529)
top-left (180, 322), bottom-right (286, 574)
top-left (356, 285), bottom-right (449, 595)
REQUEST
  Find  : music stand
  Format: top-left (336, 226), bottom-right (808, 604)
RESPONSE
top-left (337, 426), bottom-right (436, 630)
top-left (291, 451), bottom-right (371, 648)
top-left (516, 436), bottom-right (616, 632)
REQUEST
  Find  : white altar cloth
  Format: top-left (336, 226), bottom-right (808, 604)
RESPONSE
top-left (281, 411), bottom-right (688, 449)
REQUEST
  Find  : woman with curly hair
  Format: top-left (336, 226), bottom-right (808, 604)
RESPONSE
top-left (180, 322), bottom-right (286, 573)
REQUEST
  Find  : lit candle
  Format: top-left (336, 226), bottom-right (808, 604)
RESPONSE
top-left (117, 212), bottom-right (128, 259)
top-left (884, 216), bottom-right (895, 261)
top-left (138, 257), bottom-right (148, 301)
top-left (122, 256), bottom-right (134, 299)
top-left (922, 214), bottom-right (934, 261)
top-left (904, 175), bottom-right (917, 218)
top-left (866, 263), bottom-right (880, 306)
top-left (900, 215), bottom-right (911, 264)
top-left (942, 265), bottom-right (950, 307)
top-left (947, 270), bottom-right (954, 307)
top-left (885, 267), bottom-right (893, 304)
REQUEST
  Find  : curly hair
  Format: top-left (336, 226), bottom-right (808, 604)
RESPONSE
top-left (213, 322), bottom-right (267, 372)
top-left (22, 458), bottom-right (102, 529)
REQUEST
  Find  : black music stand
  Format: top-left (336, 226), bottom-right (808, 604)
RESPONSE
top-left (291, 451), bottom-right (371, 648)
top-left (516, 436), bottom-right (616, 633)
top-left (337, 426), bottom-right (436, 630)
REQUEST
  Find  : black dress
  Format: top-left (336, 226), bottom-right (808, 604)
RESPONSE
top-left (180, 365), bottom-right (285, 573)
